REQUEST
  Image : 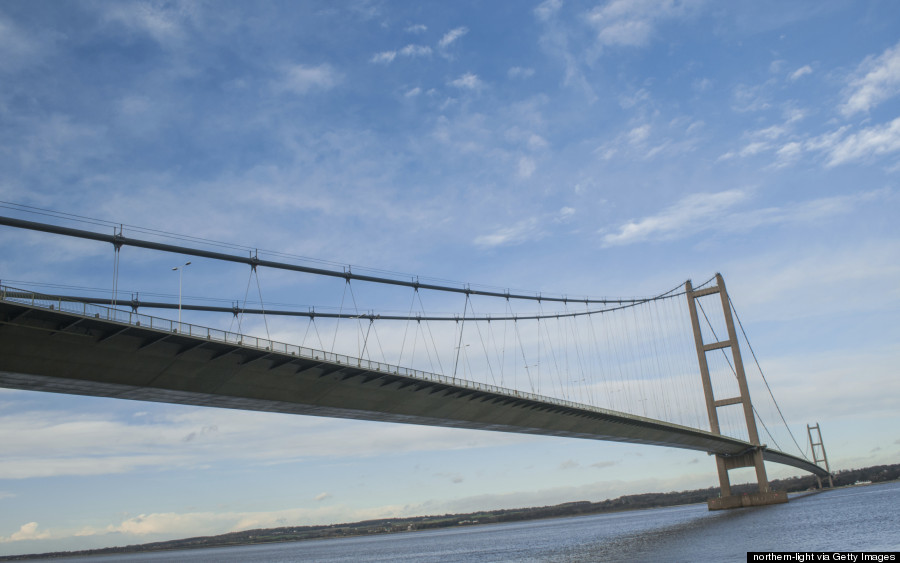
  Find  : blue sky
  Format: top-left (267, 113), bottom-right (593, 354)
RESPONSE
top-left (1, 0), bottom-right (899, 554)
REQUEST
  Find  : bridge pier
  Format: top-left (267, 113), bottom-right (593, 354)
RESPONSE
top-left (686, 274), bottom-right (786, 510)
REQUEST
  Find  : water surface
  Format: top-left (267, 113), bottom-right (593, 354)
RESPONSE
top-left (39, 482), bottom-right (900, 562)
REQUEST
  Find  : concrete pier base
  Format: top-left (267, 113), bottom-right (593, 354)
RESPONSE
top-left (707, 490), bottom-right (787, 510)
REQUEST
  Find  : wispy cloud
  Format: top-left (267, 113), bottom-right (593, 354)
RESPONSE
top-left (825, 117), bottom-right (900, 166)
top-left (534, 0), bottom-right (562, 22)
top-left (596, 121), bottom-right (692, 161)
top-left (474, 217), bottom-right (541, 248)
top-left (508, 66), bottom-right (535, 79)
top-left (370, 51), bottom-right (397, 64)
top-left (841, 40), bottom-right (900, 116)
top-left (405, 24), bottom-right (427, 34)
top-left (438, 26), bottom-right (468, 49)
top-left (274, 63), bottom-right (340, 94)
top-left (585, 0), bottom-right (702, 49)
top-left (627, 124), bottom-right (651, 145)
top-left (371, 44), bottom-right (432, 64)
top-left (731, 82), bottom-right (772, 112)
top-left (402, 44), bottom-right (432, 57)
top-left (602, 189), bottom-right (748, 246)
top-left (601, 188), bottom-right (889, 247)
top-left (449, 72), bottom-right (483, 90)
top-left (789, 65), bottom-right (813, 81)
top-left (0, 15), bottom-right (46, 72)
top-left (518, 157), bottom-right (536, 178)
top-left (99, 1), bottom-right (198, 45)
top-left (772, 119), bottom-right (900, 167)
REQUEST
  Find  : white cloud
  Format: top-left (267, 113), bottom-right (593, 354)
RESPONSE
top-left (100, 1), bottom-right (196, 45)
top-left (775, 141), bottom-right (802, 165)
top-left (528, 133), bottom-right (549, 150)
top-left (504, 126), bottom-right (549, 151)
top-left (627, 124), bottom-right (651, 145)
top-left (508, 66), bottom-right (535, 79)
top-left (826, 117), bottom-right (900, 166)
top-left (595, 120), bottom-right (695, 162)
top-left (404, 87), bottom-right (421, 98)
top-left (732, 83), bottom-right (771, 112)
top-left (586, 0), bottom-right (701, 49)
top-left (789, 65), bottom-right (813, 81)
top-left (739, 141), bottom-right (768, 157)
top-left (275, 63), bottom-right (340, 94)
top-left (757, 118), bottom-right (900, 168)
top-left (557, 207), bottom-right (576, 222)
top-left (474, 218), bottom-right (542, 247)
top-left (692, 78), bottom-right (713, 92)
top-left (534, 0), bottom-right (562, 22)
top-left (602, 188), bottom-right (889, 247)
top-left (753, 125), bottom-right (787, 141)
top-left (720, 123), bottom-right (794, 162)
top-left (0, 15), bottom-right (46, 72)
top-left (449, 72), bottom-right (483, 90)
top-left (371, 50), bottom-right (397, 64)
top-left (438, 26), bottom-right (468, 49)
top-left (405, 24), bottom-right (427, 34)
top-left (602, 189), bottom-right (748, 246)
top-left (399, 44), bottom-right (432, 57)
top-left (842, 40), bottom-right (900, 116)
top-left (372, 45), bottom-right (431, 64)
top-left (784, 108), bottom-right (806, 124)
top-left (518, 156), bottom-right (537, 178)
top-left (314, 492), bottom-right (331, 502)
top-left (1, 522), bottom-right (51, 543)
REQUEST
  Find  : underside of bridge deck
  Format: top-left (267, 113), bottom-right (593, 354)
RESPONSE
top-left (0, 298), bottom-right (828, 478)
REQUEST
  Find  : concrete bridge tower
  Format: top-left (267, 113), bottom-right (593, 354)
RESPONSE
top-left (685, 274), bottom-right (788, 509)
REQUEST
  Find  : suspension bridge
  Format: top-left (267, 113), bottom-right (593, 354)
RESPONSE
top-left (0, 212), bottom-right (833, 510)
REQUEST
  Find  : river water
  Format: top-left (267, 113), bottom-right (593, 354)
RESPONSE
top-left (39, 482), bottom-right (899, 562)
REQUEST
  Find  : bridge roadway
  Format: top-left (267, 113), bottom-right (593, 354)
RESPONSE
top-left (0, 290), bottom-right (827, 477)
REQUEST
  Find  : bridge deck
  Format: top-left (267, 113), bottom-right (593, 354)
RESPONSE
top-left (0, 290), bottom-right (827, 477)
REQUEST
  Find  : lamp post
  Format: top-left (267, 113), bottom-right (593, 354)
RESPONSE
top-left (172, 261), bottom-right (191, 326)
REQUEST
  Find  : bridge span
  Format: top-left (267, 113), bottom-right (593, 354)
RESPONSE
top-left (0, 288), bottom-right (826, 478)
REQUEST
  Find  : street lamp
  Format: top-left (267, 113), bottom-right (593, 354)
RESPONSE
top-left (172, 261), bottom-right (191, 326)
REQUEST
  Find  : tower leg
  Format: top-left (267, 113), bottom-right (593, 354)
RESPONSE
top-left (686, 275), bottom-right (785, 510)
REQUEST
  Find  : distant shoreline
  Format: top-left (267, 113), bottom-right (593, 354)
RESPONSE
top-left (3, 463), bottom-right (897, 561)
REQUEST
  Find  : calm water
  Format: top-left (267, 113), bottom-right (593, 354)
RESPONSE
top-left (42, 482), bottom-right (899, 562)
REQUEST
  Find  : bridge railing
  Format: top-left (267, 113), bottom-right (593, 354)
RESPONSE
top-left (0, 286), bottom-right (688, 426)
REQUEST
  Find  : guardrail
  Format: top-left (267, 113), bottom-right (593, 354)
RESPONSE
top-left (0, 285), bottom-right (716, 434)
top-left (0, 287), bottom-right (596, 412)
